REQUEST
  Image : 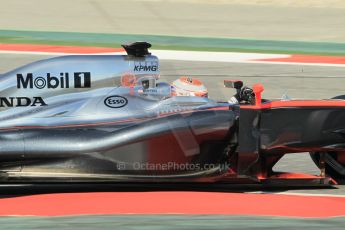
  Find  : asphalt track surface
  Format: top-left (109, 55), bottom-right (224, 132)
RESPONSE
top-left (1, 53), bottom-right (345, 196)
top-left (0, 215), bottom-right (344, 230)
top-left (1, 215), bottom-right (345, 230)
top-left (1, 0), bottom-right (345, 42)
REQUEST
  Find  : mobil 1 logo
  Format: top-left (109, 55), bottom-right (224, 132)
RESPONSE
top-left (74, 72), bottom-right (91, 88)
top-left (17, 72), bottom-right (91, 89)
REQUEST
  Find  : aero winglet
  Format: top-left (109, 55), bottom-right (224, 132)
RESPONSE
top-left (121, 41), bottom-right (151, 57)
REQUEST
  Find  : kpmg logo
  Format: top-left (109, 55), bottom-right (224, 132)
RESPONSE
top-left (133, 61), bottom-right (158, 72)
top-left (17, 72), bottom-right (91, 89)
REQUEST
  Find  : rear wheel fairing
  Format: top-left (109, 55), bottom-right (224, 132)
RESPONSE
top-left (236, 105), bottom-right (345, 179)
top-left (260, 107), bottom-right (345, 154)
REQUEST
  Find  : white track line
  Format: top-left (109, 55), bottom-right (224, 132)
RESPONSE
top-left (153, 50), bottom-right (289, 61)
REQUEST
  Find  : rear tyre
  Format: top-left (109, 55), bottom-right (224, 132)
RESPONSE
top-left (309, 152), bottom-right (345, 181)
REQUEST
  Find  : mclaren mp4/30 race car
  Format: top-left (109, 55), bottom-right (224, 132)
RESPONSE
top-left (0, 41), bottom-right (345, 188)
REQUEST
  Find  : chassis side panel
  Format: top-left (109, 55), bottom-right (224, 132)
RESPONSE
top-left (0, 110), bottom-right (235, 182)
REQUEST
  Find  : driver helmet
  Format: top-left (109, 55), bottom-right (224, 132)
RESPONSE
top-left (172, 77), bottom-right (208, 98)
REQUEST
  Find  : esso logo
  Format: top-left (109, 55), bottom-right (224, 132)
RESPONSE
top-left (104, 95), bottom-right (128, 108)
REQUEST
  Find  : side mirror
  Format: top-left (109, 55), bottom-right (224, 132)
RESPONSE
top-left (224, 80), bottom-right (243, 90)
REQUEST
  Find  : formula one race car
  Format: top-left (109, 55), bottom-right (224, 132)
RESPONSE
top-left (1, 41), bottom-right (345, 187)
